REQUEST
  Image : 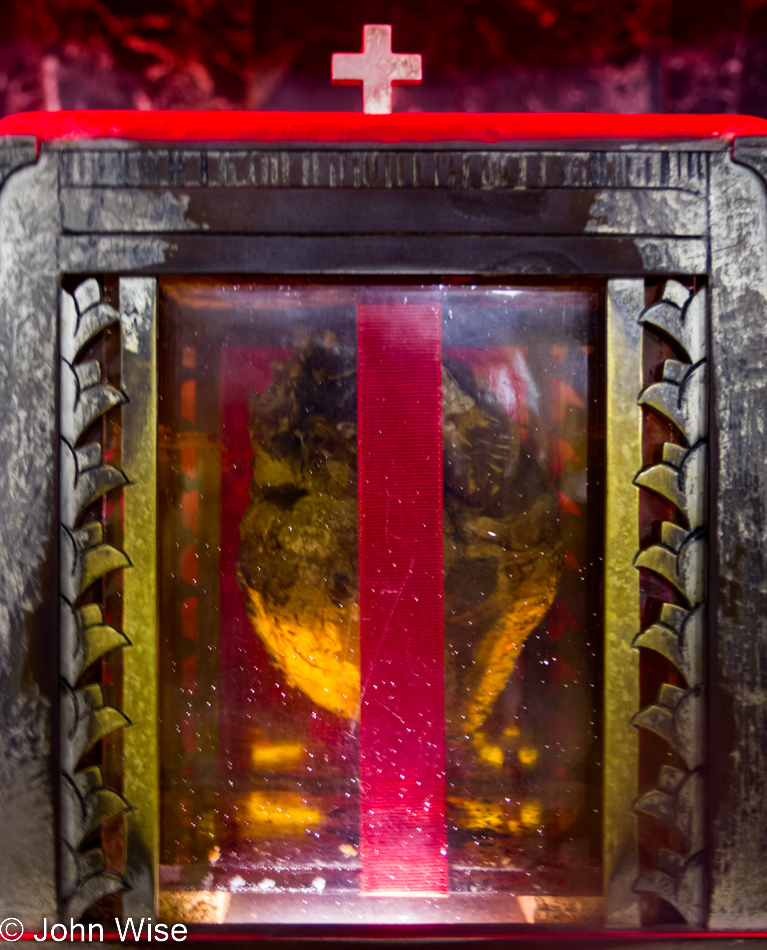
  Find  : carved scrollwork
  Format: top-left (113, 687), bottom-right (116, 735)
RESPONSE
top-left (60, 279), bottom-right (130, 920)
top-left (631, 280), bottom-right (707, 926)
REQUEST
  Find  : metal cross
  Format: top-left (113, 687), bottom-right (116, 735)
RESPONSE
top-left (332, 25), bottom-right (422, 115)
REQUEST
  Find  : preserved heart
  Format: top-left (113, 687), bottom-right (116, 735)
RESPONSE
top-left (237, 333), bottom-right (562, 738)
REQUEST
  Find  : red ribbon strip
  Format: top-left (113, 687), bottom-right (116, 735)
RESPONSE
top-left (357, 302), bottom-right (448, 894)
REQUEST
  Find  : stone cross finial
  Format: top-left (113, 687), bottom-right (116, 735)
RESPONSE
top-left (332, 25), bottom-right (422, 115)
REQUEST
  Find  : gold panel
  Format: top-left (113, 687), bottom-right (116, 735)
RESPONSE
top-left (120, 278), bottom-right (160, 918)
top-left (603, 279), bottom-right (644, 926)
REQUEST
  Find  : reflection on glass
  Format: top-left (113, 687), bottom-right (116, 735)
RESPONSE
top-left (441, 289), bottom-right (600, 899)
top-left (158, 280), bottom-right (602, 923)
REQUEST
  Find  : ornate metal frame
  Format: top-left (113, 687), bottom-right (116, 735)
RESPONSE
top-left (0, 129), bottom-right (765, 936)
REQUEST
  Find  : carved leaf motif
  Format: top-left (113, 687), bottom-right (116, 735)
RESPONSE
top-left (632, 685), bottom-right (704, 770)
top-left (633, 602), bottom-right (704, 688)
top-left (62, 868), bottom-right (125, 925)
top-left (81, 614), bottom-right (131, 672)
top-left (634, 525), bottom-right (705, 606)
top-left (60, 522), bottom-right (131, 602)
top-left (632, 280), bottom-right (707, 927)
top-left (640, 283), bottom-right (707, 365)
top-left (86, 704), bottom-right (131, 754)
top-left (673, 769), bottom-right (705, 854)
top-left (61, 841), bottom-right (124, 919)
top-left (634, 786), bottom-right (677, 828)
top-left (60, 439), bottom-right (127, 530)
top-left (60, 360), bottom-right (126, 447)
top-left (79, 544), bottom-right (131, 596)
top-left (658, 279), bottom-right (691, 310)
top-left (61, 278), bottom-right (120, 364)
top-left (634, 441), bottom-right (706, 531)
top-left (62, 597), bottom-right (130, 688)
top-left (61, 682), bottom-right (131, 772)
top-left (60, 280), bottom-right (131, 918)
top-left (61, 766), bottom-right (129, 849)
top-left (73, 278), bottom-right (102, 315)
top-left (639, 360), bottom-right (707, 447)
top-left (60, 364), bottom-right (126, 444)
top-left (634, 851), bottom-right (705, 927)
top-left (87, 787), bottom-right (129, 827)
top-left (634, 766), bottom-right (704, 852)
top-left (60, 839), bottom-right (85, 895)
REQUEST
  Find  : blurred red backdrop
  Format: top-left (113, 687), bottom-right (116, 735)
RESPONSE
top-left (0, 0), bottom-right (763, 118)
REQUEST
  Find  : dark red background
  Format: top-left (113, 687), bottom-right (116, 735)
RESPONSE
top-left (1, 0), bottom-right (765, 118)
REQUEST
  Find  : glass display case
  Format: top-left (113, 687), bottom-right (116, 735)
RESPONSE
top-left (154, 280), bottom-right (601, 922)
top-left (0, 110), bottom-right (765, 940)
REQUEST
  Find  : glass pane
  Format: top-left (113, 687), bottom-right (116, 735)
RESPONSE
top-left (158, 282), bottom-right (360, 922)
top-left (157, 280), bottom-right (602, 924)
top-left (441, 288), bottom-right (602, 899)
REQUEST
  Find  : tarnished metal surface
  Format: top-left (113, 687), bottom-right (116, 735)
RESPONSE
top-left (0, 150), bottom-right (59, 926)
top-left (0, 137), bottom-right (37, 187)
top-left (603, 279), bottom-right (643, 927)
top-left (708, 144), bottom-right (767, 929)
top-left (60, 186), bottom-right (708, 237)
top-left (59, 235), bottom-right (171, 274)
top-left (56, 147), bottom-right (711, 192)
top-left (58, 233), bottom-right (708, 277)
